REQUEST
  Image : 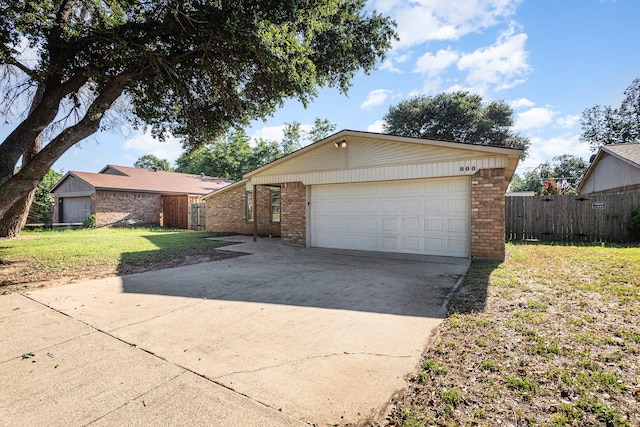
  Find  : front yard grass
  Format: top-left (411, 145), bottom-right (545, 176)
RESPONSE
top-left (0, 228), bottom-right (233, 294)
top-left (387, 242), bottom-right (639, 427)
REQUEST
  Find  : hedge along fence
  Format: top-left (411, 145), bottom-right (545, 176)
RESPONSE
top-left (505, 192), bottom-right (640, 243)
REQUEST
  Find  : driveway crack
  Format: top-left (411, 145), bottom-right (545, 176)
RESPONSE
top-left (214, 351), bottom-right (414, 380)
top-left (108, 299), bottom-right (206, 332)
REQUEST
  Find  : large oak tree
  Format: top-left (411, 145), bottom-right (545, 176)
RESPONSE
top-left (580, 77), bottom-right (640, 151)
top-left (382, 91), bottom-right (530, 156)
top-left (0, 0), bottom-right (396, 237)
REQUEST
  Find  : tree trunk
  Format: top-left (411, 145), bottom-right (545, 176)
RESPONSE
top-left (0, 73), bottom-right (86, 186)
top-left (0, 191), bottom-right (35, 237)
top-left (0, 87), bottom-right (45, 237)
top-left (0, 72), bottom-right (134, 231)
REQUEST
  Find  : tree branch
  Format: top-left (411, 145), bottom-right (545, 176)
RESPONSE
top-left (0, 72), bottom-right (88, 185)
top-left (0, 69), bottom-right (144, 217)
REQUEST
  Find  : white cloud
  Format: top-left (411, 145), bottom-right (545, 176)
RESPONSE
top-left (414, 48), bottom-right (459, 77)
top-left (514, 107), bottom-right (555, 130)
top-left (360, 89), bottom-right (392, 110)
top-left (379, 59), bottom-right (402, 73)
top-left (457, 28), bottom-right (530, 92)
top-left (517, 134), bottom-right (591, 173)
top-left (510, 98), bottom-right (535, 109)
top-left (123, 130), bottom-right (183, 163)
top-left (373, 0), bottom-right (521, 49)
top-left (367, 120), bottom-right (386, 133)
top-left (557, 114), bottom-right (580, 128)
top-left (251, 125), bottom-right (286, 142)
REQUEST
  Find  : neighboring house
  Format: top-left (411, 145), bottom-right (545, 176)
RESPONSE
top-left (578, 143), bottom-right (640, 194)
top-left (51, 165), bottom-right (233, 228)
top-left (204, 130), bottom-right (522, 259)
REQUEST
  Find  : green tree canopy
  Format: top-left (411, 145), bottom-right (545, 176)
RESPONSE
top-left (509, 154), bottom-right (589, 195)
top-left (382, 91), bottom-right (530, 156)
top-left (281, 118), bottom-right (337, 154)
top-left (133, 154), bottom-right (174, 172)
top-left (32, 169), bottom-right (63, 224)
top-left (175, 129), bottom-right (282, 181)
top-left (580, 77), bottom-right (640, 151)
top-left (0, 0), bottom-right (396, 237)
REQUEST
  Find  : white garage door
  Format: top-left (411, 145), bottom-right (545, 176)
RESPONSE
top-left (310, 177), bottom-right (470, 257)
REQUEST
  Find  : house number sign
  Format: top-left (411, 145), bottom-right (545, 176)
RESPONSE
top-left (459, 166), bottom-right (477, 172)
top-left (592, 201), bottom-right (606, 209)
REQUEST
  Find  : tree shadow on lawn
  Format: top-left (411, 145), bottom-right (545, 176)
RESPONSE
top-left (116, 234), bottom-right (473, 318)
top-left (115, 231), bottom-right (244, 277)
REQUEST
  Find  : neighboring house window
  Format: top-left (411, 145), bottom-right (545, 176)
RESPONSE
top-left (246, 191), bottom-right (253, 222)
top-left (270, 189), bottom-right (281, 222)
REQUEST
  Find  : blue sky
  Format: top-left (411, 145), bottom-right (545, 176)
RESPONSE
top-left (2, 0), bottom-right (639, 178)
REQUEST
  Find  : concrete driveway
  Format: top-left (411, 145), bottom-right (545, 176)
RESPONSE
top-left (0, 236), bottom-right (469, 426)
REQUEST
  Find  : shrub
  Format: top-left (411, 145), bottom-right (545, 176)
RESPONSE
top-left (83, 214), bottom-right (97, 228)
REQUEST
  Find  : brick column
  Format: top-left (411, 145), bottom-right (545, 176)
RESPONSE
top-left (470, 168), bottom-right (507, 259)
top-left (281, 182), bottom-right (306, 246)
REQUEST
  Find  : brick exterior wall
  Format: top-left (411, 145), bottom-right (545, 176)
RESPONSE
top-left (92, 191), bottom-right (163, 227)
top-left (205, 184), bottom-right (281, 236)
top-left (281, 182), bottom-right (306, 246)
top-left (471, 168), bottom-right (507, 259)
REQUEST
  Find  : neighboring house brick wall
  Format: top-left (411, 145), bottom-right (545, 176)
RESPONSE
top-left (205, 184), bottom-right (280, 236)
top-left (281, 182), bottom-right (306, 246)
top-left (471, 168), bottom-right (506, 259)
top-left (91, 191), bottom-right (162, 227)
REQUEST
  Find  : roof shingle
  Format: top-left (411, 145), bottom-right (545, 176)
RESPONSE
top-left (68, 165), bottom-right (233, 195)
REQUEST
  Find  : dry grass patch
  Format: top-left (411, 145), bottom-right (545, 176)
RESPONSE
top-left (386, 242), bottom-right (639, 427)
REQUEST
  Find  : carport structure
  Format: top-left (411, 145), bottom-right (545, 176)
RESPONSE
top-left (205, 130), bottom-right (522, 259)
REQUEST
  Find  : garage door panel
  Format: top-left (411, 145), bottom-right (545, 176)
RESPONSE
top-left (402, 217), bottom-right (421, 232)
top-left (449, 219), bottom-right (467, 233)
top-left (361, 218), bottom-right (378, 231)
top-left (424, 237), bottom-right (443, 253)
top-left (382, 200), bottom-right (399, 213)
top-left (382, 218), bottom-right (398, 232)
top-left (448, 178), bottom-right (468, 192)
top-left (447, 238), bottom-right (468, 254)
top-left (449, 198), bottom-right (467, 213)
top-left (425, 200), bottom-right (443, 214)
top-left (424, 218), bottom-right (443, 232)
top-left (402, 199), bottom-right (420, 214)
top-left (401, 236), bottom-right (420, 251)
top-left (311, 177), bottom-right (470, 257)
top-left (382, 236), bottom-right (398, 250)
top-left (62, 197), bottom-right (91, 223)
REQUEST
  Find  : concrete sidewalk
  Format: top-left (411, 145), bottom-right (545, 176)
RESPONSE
top-left (0, 237), bottom-right (469, 426)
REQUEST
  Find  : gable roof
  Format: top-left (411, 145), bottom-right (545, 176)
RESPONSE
top-left (52, 165), bottom-right (234, 195)
top-left (577, 143), bottom-right (640, 193)
top-left (244, 129), bottom-right (523, 182)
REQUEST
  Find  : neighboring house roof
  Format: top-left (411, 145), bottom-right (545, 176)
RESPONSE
top-left (577, 143), bottom-right (640, 194)
top-left (52, 165), bottom-right (234, 195)
top-left (244, 129), bottom-right (523, 182)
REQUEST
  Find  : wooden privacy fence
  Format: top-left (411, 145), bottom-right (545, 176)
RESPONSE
top-left (506, 192), bottom-right (640, 243)
top-left (189, 203), bottom-right (206, 230)
top-left (163, 195), bottom-right (202, 229)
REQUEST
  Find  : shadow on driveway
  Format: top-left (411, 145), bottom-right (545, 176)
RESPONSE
top-left (118, 236), bottom-right (472, 318)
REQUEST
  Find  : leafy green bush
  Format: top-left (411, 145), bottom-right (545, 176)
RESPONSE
top-left (629, 208), bottom-right (640, 241)
top-left (83, 214), bottom-right (97, 228)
